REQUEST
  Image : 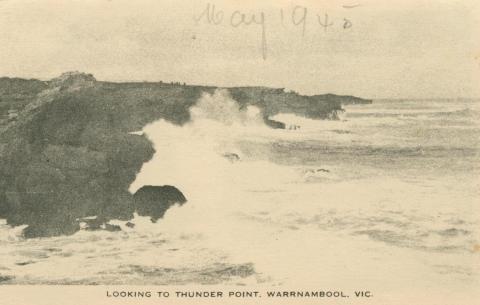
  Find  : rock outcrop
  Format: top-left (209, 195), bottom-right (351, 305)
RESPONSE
top-left (0, 72), bottom-right (369, 238)
top-left (133, 185), bottom-right (187, 222)
top-left (312, 93), bottom-right (372, 105)
top-left (0, 73), bottom-right (159, 237)
top-left (228, 87), bottom-right (345, 120)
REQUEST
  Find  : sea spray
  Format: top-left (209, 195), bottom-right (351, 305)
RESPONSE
top-left (128, 89), bottom-right (301, 274)
top-left (1, 97), bottom-right (478, 287)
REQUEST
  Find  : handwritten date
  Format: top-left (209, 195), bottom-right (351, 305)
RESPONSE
top-left (194, 3), bottom-right (357, 59)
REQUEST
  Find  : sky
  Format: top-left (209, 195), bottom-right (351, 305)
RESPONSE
top-left (0, 0), bottom-right (479, 99)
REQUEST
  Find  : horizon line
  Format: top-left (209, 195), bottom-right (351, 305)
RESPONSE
top-left (1, 73), bottom-right (479, 101)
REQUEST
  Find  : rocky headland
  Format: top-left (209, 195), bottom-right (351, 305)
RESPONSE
top-left (0, 72), bottom-right (371, 238)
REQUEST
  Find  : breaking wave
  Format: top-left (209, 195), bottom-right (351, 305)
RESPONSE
top-left (1, 95), bottom-right (478, 287)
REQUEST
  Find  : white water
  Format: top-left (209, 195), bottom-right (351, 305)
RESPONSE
top-left (0, 92), bottom-right (478, 296)
top-left (127, 92), bottom-right (480, 289)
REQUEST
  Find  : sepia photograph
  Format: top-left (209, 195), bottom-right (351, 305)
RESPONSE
top-left (0, 0), bottom-right (479, 304)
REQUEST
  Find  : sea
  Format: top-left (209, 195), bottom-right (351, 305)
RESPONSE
top-left (0, 91), bottom-right (478, 296)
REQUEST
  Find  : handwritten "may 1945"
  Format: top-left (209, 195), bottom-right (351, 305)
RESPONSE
top-left (194, 2), bottom-right (360, 59)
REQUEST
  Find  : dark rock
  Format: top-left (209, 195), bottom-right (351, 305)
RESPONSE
top-left (43, 248), bottom-right (62, 253)
top-left (125, 222), bottom-right (135, 228)
top-left (49, 71), bottom-right (96, 91)
top-left (15, 261), bottom-right (36, 266)
top-left (229, 87), bottom-right (344, 120)
top-left (0, 80), bottom-right (157, 237)
top-left (436, 228), bottom-right (470, 237)
top-left (312, 93), bottom-right (372, 105)
top-left (0, 275), bottom-right (14, 283)
top-left (81, 217), bottom-right (122, 232)
top-left (133, 185), bottom-right (187, 222)
top-left (23, 220), bottom-right (81, 239)
top-left (263, 117), bottom-right (286, 129)
top-left (223, 153), bottom-right (240, 162)
top-left (287, 124), bottom-right (301, 130)
top-left (0, 77), bottom-right (48, 128)
top-left (104, 223), bottom-right (122, 232)
top-left (82, 218), bottom-right (105, 231)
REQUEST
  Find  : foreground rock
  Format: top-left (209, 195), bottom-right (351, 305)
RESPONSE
top-left (134, 185), bottom-right (187, 222)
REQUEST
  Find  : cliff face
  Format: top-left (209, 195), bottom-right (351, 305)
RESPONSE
top-left (0, 72), bottom-right (368, 238)
top-left (228, 87), bottom-right (346, 120)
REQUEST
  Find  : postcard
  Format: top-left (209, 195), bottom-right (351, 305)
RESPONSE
top-left (0, 1), bottom-right (479, 304)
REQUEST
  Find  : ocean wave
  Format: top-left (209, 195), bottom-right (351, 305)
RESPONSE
top-left (270, 141), bottom-right (479, 161)
top-left (1, 95), bottom-right (478, 285)
top-left (346, 107), bottom-right (480, 119)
